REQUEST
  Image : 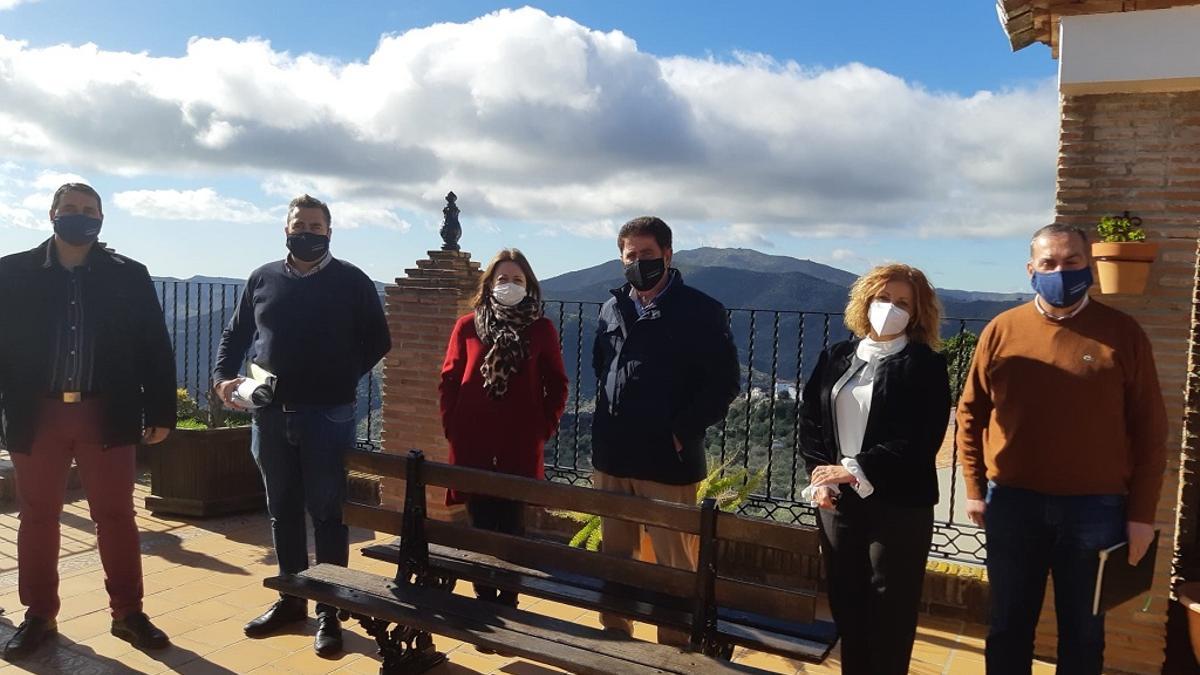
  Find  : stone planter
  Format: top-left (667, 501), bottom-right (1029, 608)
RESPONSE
top-left (145, 426), bottom-right (264, 517)
top-left (1092, 241), bottom-right (1159, 294)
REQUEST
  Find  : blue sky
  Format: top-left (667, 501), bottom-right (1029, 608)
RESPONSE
top-left (0, 0), bottom-right (1060, 292)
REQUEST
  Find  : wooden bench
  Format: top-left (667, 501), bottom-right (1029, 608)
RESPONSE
top-left (265, 450), bottom-right (837, 674)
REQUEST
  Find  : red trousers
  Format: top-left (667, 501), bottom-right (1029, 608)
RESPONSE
top-left (11, 399), bottom-right (143, 620)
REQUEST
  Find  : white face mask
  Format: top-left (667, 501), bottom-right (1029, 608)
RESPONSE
top-left (868, 300), bottom-right (910, 338)
top-left (492, 282), bottom-right (527, 307)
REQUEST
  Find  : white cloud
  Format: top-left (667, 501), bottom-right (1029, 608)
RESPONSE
top-left (329, 202), bottom-right (412, 231)
top-left (830, 249), bottom-right (855, 262)
top-left (32, 170), bottom-right (88, 190)
top-left (113, 188), bottom-right (277, 224)
top-left (0, 0), bottom-right (37, 10)
top-left (0, 164), bottom-right (87, 230)
top-left (0, 7), bottom-right (1058, 239)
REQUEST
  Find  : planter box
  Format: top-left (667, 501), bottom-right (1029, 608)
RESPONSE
top-left (145, 426), bottom-right (264, 517)
top-left (1092, 241), bottom-right (1159, 294)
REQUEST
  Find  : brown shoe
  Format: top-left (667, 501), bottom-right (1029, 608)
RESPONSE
top-left (3, 616), bottom-right (57, 661)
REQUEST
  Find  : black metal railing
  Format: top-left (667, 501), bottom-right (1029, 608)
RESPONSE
top-left (154, 282), bottom-right (989, 564)
top-left (539, 300), bottom-right (990, 565)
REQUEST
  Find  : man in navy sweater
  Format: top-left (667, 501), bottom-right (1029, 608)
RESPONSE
top-left (213, 194), bottom-right (391, 657)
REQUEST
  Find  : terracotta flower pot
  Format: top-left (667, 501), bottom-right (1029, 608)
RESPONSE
top-left (1091, 241), bottom-right (1159, 295)
top-left (1178, 582), bottom-right (1200, 663)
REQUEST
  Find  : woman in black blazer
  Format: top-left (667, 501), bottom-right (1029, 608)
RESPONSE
top-left (799, 263), bottom-right (952, 675)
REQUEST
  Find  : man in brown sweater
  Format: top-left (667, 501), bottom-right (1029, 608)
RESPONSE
top-left (956, 223), bottom-right (1166, 675)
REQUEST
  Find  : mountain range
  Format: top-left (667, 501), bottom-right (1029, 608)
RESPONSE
top-left (539, 247), bottom-right (1030, 319)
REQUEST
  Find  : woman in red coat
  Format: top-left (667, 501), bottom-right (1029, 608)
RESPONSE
top-left (439, 248), bottom-right (569, 607)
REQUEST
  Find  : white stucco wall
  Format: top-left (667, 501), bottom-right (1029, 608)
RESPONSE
top-left (1060, 5), bottom-right (1200, 94)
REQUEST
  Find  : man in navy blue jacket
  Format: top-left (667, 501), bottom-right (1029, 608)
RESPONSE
top-left (590, 216), bottom-right (740, 644)
top-left (213, 194), bottom-right (391, 657)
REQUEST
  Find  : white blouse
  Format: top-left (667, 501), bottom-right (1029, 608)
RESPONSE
top-left (834, 335), bottom-right (909, 460)
top-left (828, 335), bottom-right (908, 500)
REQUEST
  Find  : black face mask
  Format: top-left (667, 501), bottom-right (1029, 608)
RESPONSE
top-left (624, 257), bottom-right (666, 292)
top-left (286, 232), bottom-right (329, 262)
top-left (53, 214), bottom-right (103, 246)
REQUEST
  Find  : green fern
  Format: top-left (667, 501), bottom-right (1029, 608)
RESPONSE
top-left (554, 457), bottom-right (766, 549)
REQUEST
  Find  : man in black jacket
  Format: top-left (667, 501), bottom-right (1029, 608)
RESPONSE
top-left (0, 183), bottom-right (176, 660)
top-left (213, 194), bottom-right (391, 657)
top-left (590, 216), bottom-right (740, 644)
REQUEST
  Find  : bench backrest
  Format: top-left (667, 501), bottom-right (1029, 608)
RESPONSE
top-left (344, 449), bottom-right (821, 625)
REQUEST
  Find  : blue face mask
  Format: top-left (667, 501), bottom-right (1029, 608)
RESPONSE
top-left (1030, 266), bottom-right (1093, 308)
top-left (52, 213), bottom-right (102, 246)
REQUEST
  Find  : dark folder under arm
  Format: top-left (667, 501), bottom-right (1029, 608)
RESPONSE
top-left (1092, 530), bottom-right (1159, 615)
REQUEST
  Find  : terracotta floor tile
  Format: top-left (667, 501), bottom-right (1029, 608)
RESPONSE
top-left (145, 634), bottom-right (222, 669)
top-left (443, 649), bottom-right (512, 673)
top-left (142, 576), bottom-right (229, 607)
top-left (528, 601), bottom-right (586, 622)
top-left (179, 617), bottom-right (256, 649)
top-left (264, 646), bottom-right (364, 674)
top-left (730, 648), bottom-right (801, 674)
top-left (69, 631), bottom-right (137, 661)
top-left (492, 661), bottom-right (569, 674)
top-left (213, 583), bottom-right (280, 611)
top-left (59, 607), bottom-right (114, 638)
top-left (911, 642), bottom-right (951, 667)
top-left (112, 648), bottom-right (180, 674)
top-left (197, 639), bottom-right (289, 672)
top-left (947, 653), bottom-right (988, 674)
top-left (57, 589), bottom-right (111, 621)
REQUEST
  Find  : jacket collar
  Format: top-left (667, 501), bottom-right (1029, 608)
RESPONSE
top-left (37, 236), bottom-right (123, 271)
top-left (609, 268), bottom-right (684, 314)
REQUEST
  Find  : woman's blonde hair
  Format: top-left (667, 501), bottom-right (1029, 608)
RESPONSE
top-left (843, 263), bottom-right (942, 347)
top-left (471, 248), bottom-right (542, 308)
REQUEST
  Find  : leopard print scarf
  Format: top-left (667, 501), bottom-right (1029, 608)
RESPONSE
top-left (474, 297), bottom-right (542, 399)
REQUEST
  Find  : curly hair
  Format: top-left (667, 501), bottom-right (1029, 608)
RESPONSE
top-left (843, 263), bottom-right (942, 347)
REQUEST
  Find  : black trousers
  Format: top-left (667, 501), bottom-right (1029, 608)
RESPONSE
top-left (466, 496), bottom-right (526, 606)
top-left (816, 492), bottom-right (934, 675)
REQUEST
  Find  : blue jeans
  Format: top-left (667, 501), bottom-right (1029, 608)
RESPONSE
top-left (251, 403), bottom-right (355, 610)
top-left (984, 483), bottom-right (1125, 675)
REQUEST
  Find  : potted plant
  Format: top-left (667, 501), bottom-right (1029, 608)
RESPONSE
top-left (1092, 212), bottom-right (1159, 294)
top-left (145, 388), bottom-right (263, 517)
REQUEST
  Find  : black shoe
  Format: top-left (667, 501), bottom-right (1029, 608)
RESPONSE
top-left (245, 597), bottom-right (308, 638)
top-left (3, 616), bottom-right (57, 661)
top-left (314, 612), bottom-right (343, 657)
top-left (111, 612), bottom-right (169, 650)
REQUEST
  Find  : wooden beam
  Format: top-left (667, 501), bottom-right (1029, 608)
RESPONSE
top-left (267, 564), bottom-right (773, 674)
top-left (346, 451), bottom-right (821, 555)
top-left (343, 502), bottom-right (817, 624)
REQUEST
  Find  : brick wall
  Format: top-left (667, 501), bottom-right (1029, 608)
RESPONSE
top-left (1043, 90), bottom-right (1200, 674)
top-left (380, 250), bottom-right (481, 519)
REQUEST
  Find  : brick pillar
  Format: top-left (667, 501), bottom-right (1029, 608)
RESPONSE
top-left (1039, 91), bottom-right (1200, 674)
top-left (381, 249), bottom-right (481, 520)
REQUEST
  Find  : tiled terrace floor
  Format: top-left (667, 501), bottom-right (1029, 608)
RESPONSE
top-left (0, 477), bottom-right (1058, 674)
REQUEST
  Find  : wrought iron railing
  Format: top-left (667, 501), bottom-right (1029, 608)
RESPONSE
top-left (538, 300), bottom-right (990, 565)
top-left (155, 282), bottom-right (989, 564)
